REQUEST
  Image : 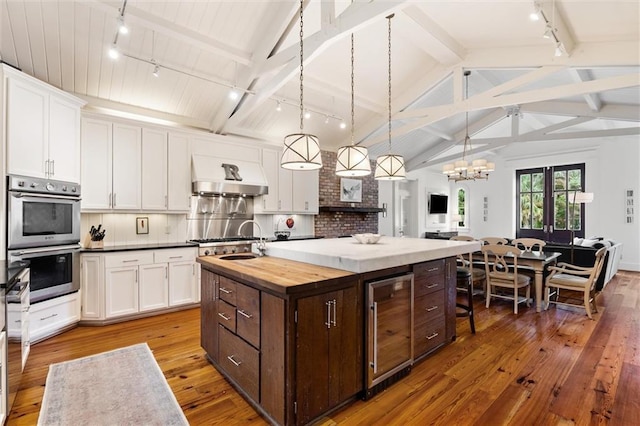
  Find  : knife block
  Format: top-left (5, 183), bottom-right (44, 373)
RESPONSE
top-left (84, 233), bottom-right (104, 249)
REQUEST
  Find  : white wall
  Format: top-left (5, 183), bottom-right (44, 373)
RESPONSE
top-left (81, 213), bottom-right (187, 247)
top-left (414, 137), bottom-right (639, 271)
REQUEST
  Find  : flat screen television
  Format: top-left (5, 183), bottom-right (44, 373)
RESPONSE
top-left (429, 193), bottom-right (448, 214)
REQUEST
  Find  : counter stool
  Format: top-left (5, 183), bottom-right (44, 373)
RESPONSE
top-left (456, 267), bottom-right (476, 334)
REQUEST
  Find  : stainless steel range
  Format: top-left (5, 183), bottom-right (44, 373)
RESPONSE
top-left (192, 237), bottom-right (257, 257)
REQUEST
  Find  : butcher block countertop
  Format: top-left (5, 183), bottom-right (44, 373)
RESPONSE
top-left (197, 255), bottom-right (356, 295)
top-left (265, 236), bottom-right (480, 273)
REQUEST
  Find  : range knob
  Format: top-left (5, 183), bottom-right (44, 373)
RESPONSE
top-left (231, 247), bottom-right (237, 253)
top-left (203, 249), bottom-right (211, 256)
top-left (46, 183), bottom-right (55, 191)
top-left (71, 187), bottom-right (77, 193)
top-left (62, 185), bottom-right (68, 192)
top-left (243, 247), bottom-right (250, 252)
top-left (222, 248), bottom-right (228, 254)
top-left (30, 182), bottom-right (39, 188)
top-left (17, 181), bottom-right (25, 187)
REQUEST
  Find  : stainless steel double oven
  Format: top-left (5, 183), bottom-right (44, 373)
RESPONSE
top-left (7, 175), bottom-right (81, 304)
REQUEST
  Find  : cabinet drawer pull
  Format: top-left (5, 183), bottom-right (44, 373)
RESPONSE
top-left (122, 259), bottom-right (139, 263)
top-left (169, 256), bottom-right (183, 259)
top-left (219, 287), bottom-right (232, 294)
top-left (425, 283), bottom-right (439, 289)
top-left (40, 313), bottom-right (58, 321)
top-left (237, 309), bottom-right (252, 319)
top-left (426, 332), bottom-right (439, 340)
top-left (427, 267), bottom-right (440, 272)
top-left (227, 355), bottom-right (242, 367)
top-left (217, 312), bottom-right (231, 321)
top-left (426, 306), bottom-right (439, 312)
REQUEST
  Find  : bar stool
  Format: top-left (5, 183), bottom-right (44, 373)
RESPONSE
top-left (456, 267), bottom-right (476, 334)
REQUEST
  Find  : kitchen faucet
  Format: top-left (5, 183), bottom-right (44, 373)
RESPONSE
top-left (238, 220), bottom-right (266, 256)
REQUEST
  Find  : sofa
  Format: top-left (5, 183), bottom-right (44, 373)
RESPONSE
top-left (543, 237), bottom-right (623, 292)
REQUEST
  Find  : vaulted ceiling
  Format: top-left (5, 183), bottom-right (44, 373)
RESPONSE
top-left (2, 0), bottom-right (639, 172)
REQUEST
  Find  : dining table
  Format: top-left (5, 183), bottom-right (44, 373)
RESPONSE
top-left (474, 250), bottom-right (562, 312)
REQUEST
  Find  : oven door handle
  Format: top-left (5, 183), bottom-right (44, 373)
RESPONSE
top-left (11, 192), bottom-right (81, 201)
top-left (12, 244), bottom-right (82, 257)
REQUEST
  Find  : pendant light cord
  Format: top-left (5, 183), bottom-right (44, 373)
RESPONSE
top-left (463, 70), bottom-right (471, 161)
top-left (387, 14), bottom-right (394, 153)
top-left (299, 0), bottom-right (304, 132)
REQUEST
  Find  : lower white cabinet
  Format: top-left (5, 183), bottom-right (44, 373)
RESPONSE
top-left (29, 292), bottom-right (81, 343)
top-left (81, 247), bottom-right (199, 321)
top-left (7, 284), bottom-right (30, 371)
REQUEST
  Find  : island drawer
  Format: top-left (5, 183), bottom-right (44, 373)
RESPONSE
top-left (414, 317), bottom-right (447, 359)
top-left (413, 259), bottom-right (445, 279)
top-left (219, 277), bottom-right (237, 305)
top-left (219, 325), bottom-right (259, 401)
top-left (236, 284), bottom-right (260, 349)
top-left (217, 300), bottom-right (236, 332)
top-left (414, 290), bottom-right (445, 325)
top-left (414, 275), bottom-right (445, 297)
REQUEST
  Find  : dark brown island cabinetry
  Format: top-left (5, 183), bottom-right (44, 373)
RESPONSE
top-left (199, 257), bottom-right (361, 426)
top-left (198, 254), bottom-right (456, 426)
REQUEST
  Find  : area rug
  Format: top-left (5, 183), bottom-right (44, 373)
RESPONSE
top-left (38, 343), bottom-right (188, 426)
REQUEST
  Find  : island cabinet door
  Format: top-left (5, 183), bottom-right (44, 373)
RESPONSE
top-left (200, 269), bottom-right (219, 362)
top-left (294, 281), bottom-right (363, 425)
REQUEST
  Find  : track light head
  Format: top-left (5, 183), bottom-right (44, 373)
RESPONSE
top-left (152, 64), bottom-right (160, 77)
top-left (117, 16), bottom-right (128, 35)
top-left (108, 43), bottom-right (119, 60)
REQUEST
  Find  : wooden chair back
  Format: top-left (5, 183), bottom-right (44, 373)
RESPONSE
top-left (482, 244), bottom-right (523, 281)
top-left (512, 238), bottom-right (546, 254)
top-left (450, 235), bottom-right (476, 266)
top-left (480, 237), bottom-right (508, 245)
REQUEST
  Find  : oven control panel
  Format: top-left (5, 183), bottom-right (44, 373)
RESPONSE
top-left (8, 174), bottom-right (80, 196)
top-left (198, 244), bottom-right (252, 257)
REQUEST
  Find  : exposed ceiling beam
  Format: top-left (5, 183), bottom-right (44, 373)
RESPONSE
top-left (226, 1), bottom-right (408, 129)
top-left (471, 127), bottom-right (640, 145)
top-left (361, 72), bottom-right (640, 147)
top-left (524, 116), bottom-right (595, 139)
top-left (402, 5), bottom-right (466, 64)
top-left (88, 0), bottom-right (252, 66)
top-left (567, 69), bottom-right (602, 111)
top-left (521, 101), bottom-right (640, 121)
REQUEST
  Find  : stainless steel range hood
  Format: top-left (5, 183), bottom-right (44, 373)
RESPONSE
top-left (191, 154), bottom-right (269, 196)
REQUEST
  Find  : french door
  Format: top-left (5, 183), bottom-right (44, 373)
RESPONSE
top-left (516, 163), bottom-right (586, 243)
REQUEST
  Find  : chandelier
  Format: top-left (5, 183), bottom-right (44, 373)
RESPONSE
top-left (442, 71), bottom-right (495, 182)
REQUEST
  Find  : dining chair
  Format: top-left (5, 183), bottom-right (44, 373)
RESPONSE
top-left (451, 236), bottom-right (486, 296)
top-left (511, 238), bottom-right (546, 254)
top-left (482, 244), bottom-right (531, 314)
top-left (544, 247), bottom-right (607, 319)
top-left (480, 237), bottom-right (508, 245)
top-left (450, 235), bottom-right (480, 333)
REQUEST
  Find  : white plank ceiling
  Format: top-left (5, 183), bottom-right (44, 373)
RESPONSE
top-left (2, 0), bottom-right (639, 171)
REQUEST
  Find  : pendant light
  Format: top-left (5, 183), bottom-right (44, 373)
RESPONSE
top-left (375, 14), bottom-right (405, 181)
top-left (336, 32), bottom-right (371, 177)
top-left (281, 0), bottom-right (322, 170)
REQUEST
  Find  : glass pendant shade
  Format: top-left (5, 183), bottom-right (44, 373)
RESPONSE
top-left (281, 133), bottom-right (322, 170)
top-left (336, 146), bottom-right (371, 176)
top-left (374, 154), bottom-right (406, 180)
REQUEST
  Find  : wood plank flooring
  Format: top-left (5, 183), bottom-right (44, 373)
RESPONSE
top-left (7, 270), bottom-right (639, 425)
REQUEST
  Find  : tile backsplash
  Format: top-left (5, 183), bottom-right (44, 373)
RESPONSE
top-left (81, 213), bottom-right (187, 247)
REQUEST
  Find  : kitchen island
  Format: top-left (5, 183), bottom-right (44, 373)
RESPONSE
top-left (198, 237), bottom-right (479, 426)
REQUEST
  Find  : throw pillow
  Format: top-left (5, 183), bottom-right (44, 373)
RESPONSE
top-left (580, 239), bottom-right (598, 247)
top-left (573, 238), bottom-right (584, 245)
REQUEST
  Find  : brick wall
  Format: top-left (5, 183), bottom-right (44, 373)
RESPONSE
top-left (315, 150), bottom-right (379, 238)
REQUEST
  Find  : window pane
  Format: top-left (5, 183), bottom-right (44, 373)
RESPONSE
top-left (532, 173), bottom-right (544, 192)
top-left (532, 193), bottom-right (544, 229)
top-left (570, 203), bottom-right (582, 231)
top-left (554, 170), bottom-right (566, 190)
top-left (520, 174), bottom-right (531, 192)
top-left (457, 189), bottom-right (466, 226)
top-left (568, 169), bottom-right (582, 190)
top-left (520, 194), bottom-right (531, 228)
top-left (554, 192), bottom-right (567, 230)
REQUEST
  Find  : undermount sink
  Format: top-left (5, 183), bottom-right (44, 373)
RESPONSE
top-left (219, 254), bottom-right (259, 260)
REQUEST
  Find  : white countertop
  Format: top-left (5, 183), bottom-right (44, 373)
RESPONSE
top-left (264, 236), bottom-right (481, 273)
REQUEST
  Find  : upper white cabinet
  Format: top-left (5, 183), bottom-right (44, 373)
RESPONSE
top-left (256, 148), bottom-right (318, 214)
top-left (6, 68), bottom-right (83, 182)
top-left (167, 133), bottom-right (191, 211)
top-left (81, 115), bottom-right (191, 212)
top-left (81, 118), bottom-right (141, 210)
top-left (141, 128), bottom-right (168, 210)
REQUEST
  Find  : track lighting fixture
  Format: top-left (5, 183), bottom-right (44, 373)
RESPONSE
top-left (152, 64), bottom-right (160, 77)
top-left (339, 121), bottom-right (347, 129)
top-left (117, 15), bottom-right (128, 35)
top-left (108, 43), bottom-right (119, 60)
top-left (276, 101), bottom-right (282, 112)
top-left (229, 90), bottom-right (239, 100)
top-left (304, 110), bottom-right (311, 119)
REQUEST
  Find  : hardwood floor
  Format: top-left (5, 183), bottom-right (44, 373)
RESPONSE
top-left (7, 271), bottom-right (639, 425)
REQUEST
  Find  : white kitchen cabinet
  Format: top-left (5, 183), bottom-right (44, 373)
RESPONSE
top-left (81, 254), bottom-right (103, 320)
top-left (8, 284), bottom-right (30, 371)
top-left (292, 169), bottom-right (319, 213)
top-left (112, 123), bottom-right (142, 209)
top-left (83, 248), bottom-right (198, 322)
top-left (81, 118), bottom-right (112, 209)
top-left (142, 128), bottom-right (168, 210)
top-left (167, 133), bottom-right (191, 211)
top-left (256, 148), bottom-right (318, 214)
top-left (105, 266), bottom-right (139, 318)
top-left (29, 292), bottom-right (81, 343)
top-left (81, 118), bottom-right (141, 211)
top-left (5, 68), bottom-right (83, 182)
top-left (139, 263), bottom-right (169, 312)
